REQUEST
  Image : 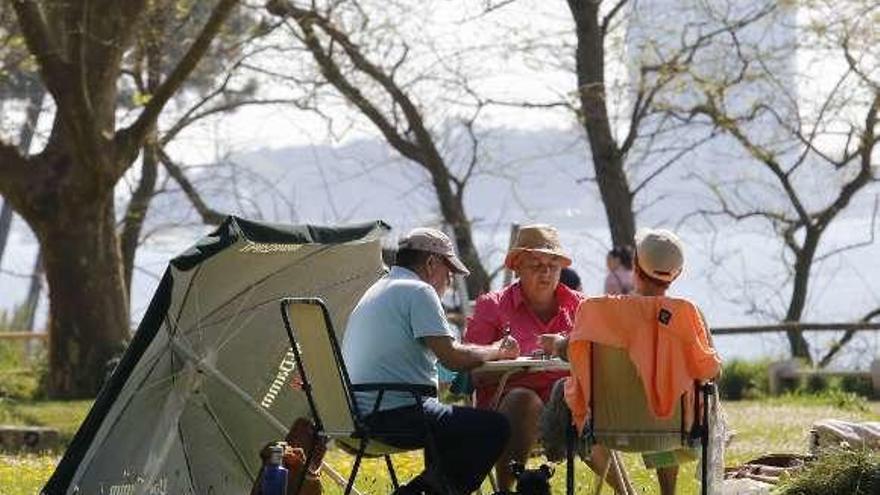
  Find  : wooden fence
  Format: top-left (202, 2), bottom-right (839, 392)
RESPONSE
top-left (0, 331), bottom-right (48, 341)
top-left (709, 321), bottom-right (880, 395)
top-left (712, 322), bottom-right (880, 335)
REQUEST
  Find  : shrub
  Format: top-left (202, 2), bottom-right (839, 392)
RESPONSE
top-left (840, 374), bottom-right (874, 398)
top-left (769, 389), bottom-right (869, 412)
top-left (820, 389), bottom-right (869, 412)
top-left (777, 449), bottom-right (880, 495)
top-left (718, 359), bottom-right (770, 400)
top-left (0, 339), bottom-right (47, 401)
top-left (803, 373), bottom-right (830, 394)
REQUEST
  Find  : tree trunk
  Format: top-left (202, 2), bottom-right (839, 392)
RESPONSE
top-left (120, 139), bottom-right (159, 294)
top-left (0, 203), bottom-right (11, 265)
top-left (569, 0), bottom-right (637, 247)
top-left (24, 250), bottom-right (43, 331)
top-left (40, 199), bottom-right (130, 398)
top-left (424, 156), bottom-right (491, 297)
top-left (784, 228), bottom-right (819, 363)
top-left (0, 83), bottom-right (45, 267)
top-left (451, 217), bottom-right (490, 298)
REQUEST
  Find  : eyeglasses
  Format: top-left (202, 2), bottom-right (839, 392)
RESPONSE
top-left (521, 260), bottom-right (563, 273)
top-left (432, 255), bottom-right (455, 284)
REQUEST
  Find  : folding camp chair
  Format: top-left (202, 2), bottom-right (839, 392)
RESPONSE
top-left (565, 344), bottom-right (715, 495)
top-left (280, 297), bottom-right (449, 495)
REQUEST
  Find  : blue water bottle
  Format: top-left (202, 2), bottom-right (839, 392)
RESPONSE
top-left (261, 444), bottom-right (288, 495)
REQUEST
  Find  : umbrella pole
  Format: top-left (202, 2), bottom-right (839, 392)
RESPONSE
top-left (322, 461), bottom-right (363, 495)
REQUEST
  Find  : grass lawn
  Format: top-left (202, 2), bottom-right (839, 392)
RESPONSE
top-left (1, 397), bottom-right (878, 495)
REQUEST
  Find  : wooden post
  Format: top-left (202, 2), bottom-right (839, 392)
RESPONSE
top-left (502, 223), bottom-right (520, 287)
top-left (870, 360), bottom-right (880, 399)
top-left (768, 360), bottom-right (800, 395)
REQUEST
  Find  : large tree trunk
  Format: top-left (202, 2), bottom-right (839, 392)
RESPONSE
top-left (40, 198), bottom-right (129, 398)
top-left (2, 0), bottom-right (238, 399)
top-left (569, 0), bottom-right (637, 247)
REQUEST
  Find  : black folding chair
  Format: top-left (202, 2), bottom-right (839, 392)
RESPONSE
top-left (280, 297), bottom-right (450, 495)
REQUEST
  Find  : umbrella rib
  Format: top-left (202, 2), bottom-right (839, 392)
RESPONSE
top-left (169, 337), bottom-right (290, 433)
top-left (169, 263), bottom-right (205, 339)
top-left (175, 244), bottom-right (336, 337)
top-left (178, 422), bottom-right (201, 493)
top-left (179, 266), bottom-right (379, 347)
top-left (69, 317), bottom-right (181, 476)
top-left (201, 398), bottom-right (256, 480)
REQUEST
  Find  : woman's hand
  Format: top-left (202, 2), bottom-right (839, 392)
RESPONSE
top-left (538, 334), bottom-right (566, 358)
top-left (492, 334), bottom-right (520, 360)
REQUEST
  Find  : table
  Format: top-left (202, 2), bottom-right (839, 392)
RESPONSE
top-left (472, 358), bottom-right (633, 495)
top-left (472, 357), bottom-right (570, 409)
top-left (474, 357), bottom-right (570, 373)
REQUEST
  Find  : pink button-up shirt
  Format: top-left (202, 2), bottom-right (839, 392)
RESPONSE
top-left (465, 282), bottom-right (584, 407)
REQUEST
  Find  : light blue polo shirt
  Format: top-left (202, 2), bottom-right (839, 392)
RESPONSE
top-left (342, 266), bottom-right (455, 414)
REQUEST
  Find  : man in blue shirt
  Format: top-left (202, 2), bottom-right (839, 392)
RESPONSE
top-left (343, 227), bottom-right (519, 495)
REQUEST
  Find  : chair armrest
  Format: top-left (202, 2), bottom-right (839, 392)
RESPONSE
top-left (350, 382), bottom-right (437, 398)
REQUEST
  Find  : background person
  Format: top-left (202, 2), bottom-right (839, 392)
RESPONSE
top-left (604, 245), bottom-right (634, 295)
top-left (559, 266), bottom-right (583, 292)
top-left (342, 227), bottom-right (520, 495)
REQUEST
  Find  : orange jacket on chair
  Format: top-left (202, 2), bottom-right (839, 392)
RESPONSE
top-left (564, 296), bottom-right (721, 434)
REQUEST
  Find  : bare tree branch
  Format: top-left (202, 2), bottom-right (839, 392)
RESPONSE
top-left (630, 132), bottom-right (715, 196)
top-left (601, 0), bottom-right (629, 37)
top-left (814, 195), bottom-right (878, 263)
top-left (9, 1), bottom-right (73, 107)
top-left (818, 306), bottom-right (880, 368)
top-left (116, 0), bottom-right (240, 168)
top-left (157, 148), bottom-right (226, 225)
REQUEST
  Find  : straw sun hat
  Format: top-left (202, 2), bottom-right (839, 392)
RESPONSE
top-left (504, 224), bottom-right (572, 270)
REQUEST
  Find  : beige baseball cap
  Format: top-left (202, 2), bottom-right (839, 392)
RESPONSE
top-left (635, 228), bottom-right (684, 283)
top-left (398, 227), bottom-right (470, 275)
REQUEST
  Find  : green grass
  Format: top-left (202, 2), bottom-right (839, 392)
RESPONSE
top-left (776, 448), bottom-right (880, 495)
top-left (0, 398), bottom-right (92, 446)
top-left (2, 399), bottom-right (879, 495)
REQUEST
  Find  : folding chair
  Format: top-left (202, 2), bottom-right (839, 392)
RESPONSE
top-left (565, 344), bottom-right (714, 495)
top-left (280, 297), bottom-right (448, 495)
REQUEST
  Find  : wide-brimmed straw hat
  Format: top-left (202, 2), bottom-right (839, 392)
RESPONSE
top-left (504, 224), bottom-right (572, 270)
top-left (634, 228), bottom-right (684, 283)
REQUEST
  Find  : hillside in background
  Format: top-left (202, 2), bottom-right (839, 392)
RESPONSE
top-left (2, 126), bottom-right (878, 364)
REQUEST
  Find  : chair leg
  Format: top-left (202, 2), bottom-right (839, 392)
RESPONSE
top-left (566, 424), bottom-right (575, 495)
top-left (385, 454), bottom-right (400, 490)
top-left (593, 458), bottom-right (610, 495)
top-left (345, 439), bottom-right (370, 495)
top-left (702, 385), bottom-right (712, 495)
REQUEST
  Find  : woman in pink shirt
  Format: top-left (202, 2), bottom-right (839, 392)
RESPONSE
top-left (465, 224), bottom-right (582, 491)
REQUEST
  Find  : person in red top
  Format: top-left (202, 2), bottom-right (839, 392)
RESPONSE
top-left (465, 224), bottom-right (582, 491)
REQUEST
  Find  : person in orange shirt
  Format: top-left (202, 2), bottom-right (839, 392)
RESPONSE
top-left (542, 228), bottom-right (719, 495)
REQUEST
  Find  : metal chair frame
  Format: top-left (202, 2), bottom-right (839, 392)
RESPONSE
top-left (280, 297), bottom-right (449, 495)
top-left (564, 343), bottom-right (715, 495)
